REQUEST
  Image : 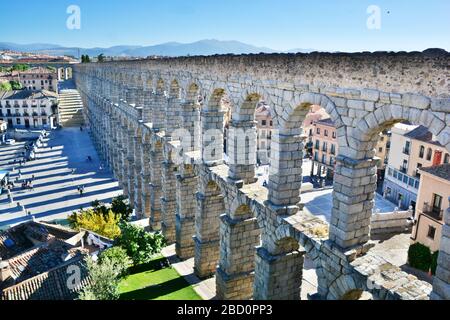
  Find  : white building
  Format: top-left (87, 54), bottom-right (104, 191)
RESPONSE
top-left (0, 90), bottom-right (58, 129)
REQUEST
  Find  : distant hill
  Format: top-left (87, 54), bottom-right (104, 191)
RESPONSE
top-left (0, 40), bottom-right (314, 58)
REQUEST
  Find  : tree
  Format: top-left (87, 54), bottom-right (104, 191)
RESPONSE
top-left (99, 246), bottom-right (131, 277)
top-left (68, 208), bottom-right (121, 239)
top-left (0, 81), bottom-right (12, 91)
top-left (115, 222), bottom-right (166, 265)
top-left (97, 53), bottom-right (105, 62)
top-left (81, 55), bottom-right (91, 63)
top-left (91, 196), bottom-right (132, 222)
top-left (11, 64), bottom-right (29, 71)
top-left (10, 81), bottom-right (22, 90)
top-left (111, 195), bottom-right (133, 221)
top-left (78, 256), bottom-right (121, 300)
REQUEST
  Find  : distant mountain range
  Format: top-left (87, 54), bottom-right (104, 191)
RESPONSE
top-left (0, 40), bottom-right (315, 58)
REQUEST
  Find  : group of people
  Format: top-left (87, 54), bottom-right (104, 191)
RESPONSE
top-left (21, 179), bottom-right (34, 191)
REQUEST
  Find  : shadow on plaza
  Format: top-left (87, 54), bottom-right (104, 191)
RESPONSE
top-left (0, 197), bottom-right (116, 227)
top-left (10, 178), bottom-right (117, 202)
top-left (4, 185), bottom-right (121, 212)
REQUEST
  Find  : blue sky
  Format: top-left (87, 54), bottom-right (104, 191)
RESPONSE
top-left (1, 0), bottom-right (449, 51)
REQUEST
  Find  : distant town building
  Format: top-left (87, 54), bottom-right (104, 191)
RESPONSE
top-left (383, 124), bottom-right (450, 210)
top-left (411, 164), bottom-right (450, 252)
top-left (309, 118), bottom-right (390, 180)
top-left (310, 118), bottom-right (337, 179)
top-left (0, 120), bottom-right (7, 143)
top-left (0, 90), bottom-right (59, 129)
top-left (255, 104), bottom-right (273, 165)
top-left (19, 67), bottom-right (58, 92)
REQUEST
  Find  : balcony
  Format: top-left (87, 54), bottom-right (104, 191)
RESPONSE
top-left (422, 203), bottom-right (444, 220)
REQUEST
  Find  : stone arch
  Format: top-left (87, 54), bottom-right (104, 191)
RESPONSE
top-left (185, 82), bottom-right (202, 103)
top-left (327, 274), bottom-right (360, 300)
top-left (156, 78), bottom-right (165, 94)
top-left (267, 93), bottom-right (341, 208)
top-left (355, 104), bottom-right (450, 156)
top-left (169, 79), bottom-right (181, 99)
top-left (279, 92), bottom-right (343, 136)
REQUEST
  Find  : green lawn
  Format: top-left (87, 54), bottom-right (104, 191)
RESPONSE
top-left (118, 256), bottom-right (202, 300)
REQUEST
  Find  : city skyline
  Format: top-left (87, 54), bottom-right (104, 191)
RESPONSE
top-left (0, 0), bottom-right (449, 52)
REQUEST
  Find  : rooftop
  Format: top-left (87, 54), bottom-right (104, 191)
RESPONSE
top-left (19, 67), bottom-right (56, 75)
top-left (0, 89), bottom-right (58, 100)
top-left (420, 163), bottom-right (450, 182)
top-left (314, 117), bottom-right (334, 127)
top-left (404, 125), bottom-right (442, 147)
top-left (0, 221), bottom-right (93, 300)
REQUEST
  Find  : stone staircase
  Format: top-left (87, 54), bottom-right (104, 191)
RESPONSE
top-left (58, 89), bottom-right (84, 127)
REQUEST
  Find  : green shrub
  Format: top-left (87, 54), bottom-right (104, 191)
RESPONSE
top-left (78, 256), bottom-right (121, 300)
top-left (115, 222), bottom-right (166, 266)
top-left (431, 251), bottom-right (439, 275)
top-left (99, 247), bottom-right (132, 277)
top-left (408, 242), bottom-right (432, 272)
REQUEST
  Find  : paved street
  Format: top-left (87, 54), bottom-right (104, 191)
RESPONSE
top-left (0, 127), bottom-right (122, 229)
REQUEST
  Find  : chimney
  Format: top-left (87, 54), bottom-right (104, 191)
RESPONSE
top-left (0, 260), bottom-right (11, 282)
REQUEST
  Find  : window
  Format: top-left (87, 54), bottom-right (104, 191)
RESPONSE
top-left (324, 129), bottom-right (328, 137)
top-left (42, 119), bottom-right (47, 125)
top-left (388, 168), bottom-right (393, 176)
top-left (16, 118), bottom-right (21, 125)
top-left (315, 140), bottom-right (320, 150)
top-left (426, 148), bottom-right (432, 161)
top-left (444, 153), bottom-right (450, 164)
top-left (427, 226), bottom-right (436, 240)
top-left (261, 120), bottom-right (267, 126)
top-left (433, 194), bottom-right (443, 211)
top-left (322, 154), bottom-right (327, 164)
top-left (379, 147), bottom-right (383, 153)
top-left (403, 141), bottom-right (411, 155)
top-left (403, 175), bottom-right (408, 184)
top-left (322, 142), bottom-right (328, 152)
top-left (419, 146), bottom-right (425, 158)
top-left (331, 144), bottom-right (336, 155)
top-left (332, 131), bottom-right (336, 139)
top-left (270, 121), bottom-right (273, 126)
top-left (316, 128), bottom-right (320, 135)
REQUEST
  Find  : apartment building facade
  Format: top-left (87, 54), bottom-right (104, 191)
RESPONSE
top-left (0, 90), bottom-right (58, 129)
top-left (19, 67), bottom-right (58, 93)
top-left (411, 164), bottom-right (450, 252)
top-left (383, 124), bottom-right (450, 210)
top-left (255, 104), bottom-right (273, 165)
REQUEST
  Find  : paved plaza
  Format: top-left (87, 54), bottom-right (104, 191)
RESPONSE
top-left (302, 188), bottom-right (398, 224)
top-left (0, 127), bottom-right (122, 229)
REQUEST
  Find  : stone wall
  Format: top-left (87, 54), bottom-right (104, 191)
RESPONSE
top-left (74, 50), bottom-right (450, 300)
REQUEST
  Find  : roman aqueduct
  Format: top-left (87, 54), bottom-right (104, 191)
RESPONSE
top-left (74, 49), bottom-right (450, 300)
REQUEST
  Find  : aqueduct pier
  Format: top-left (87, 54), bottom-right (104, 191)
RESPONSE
top-left (74, 50), bottom-right (450, 300)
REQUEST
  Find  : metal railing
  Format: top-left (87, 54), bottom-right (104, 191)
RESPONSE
top-left (422, 202), bottom-right (444, 220)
